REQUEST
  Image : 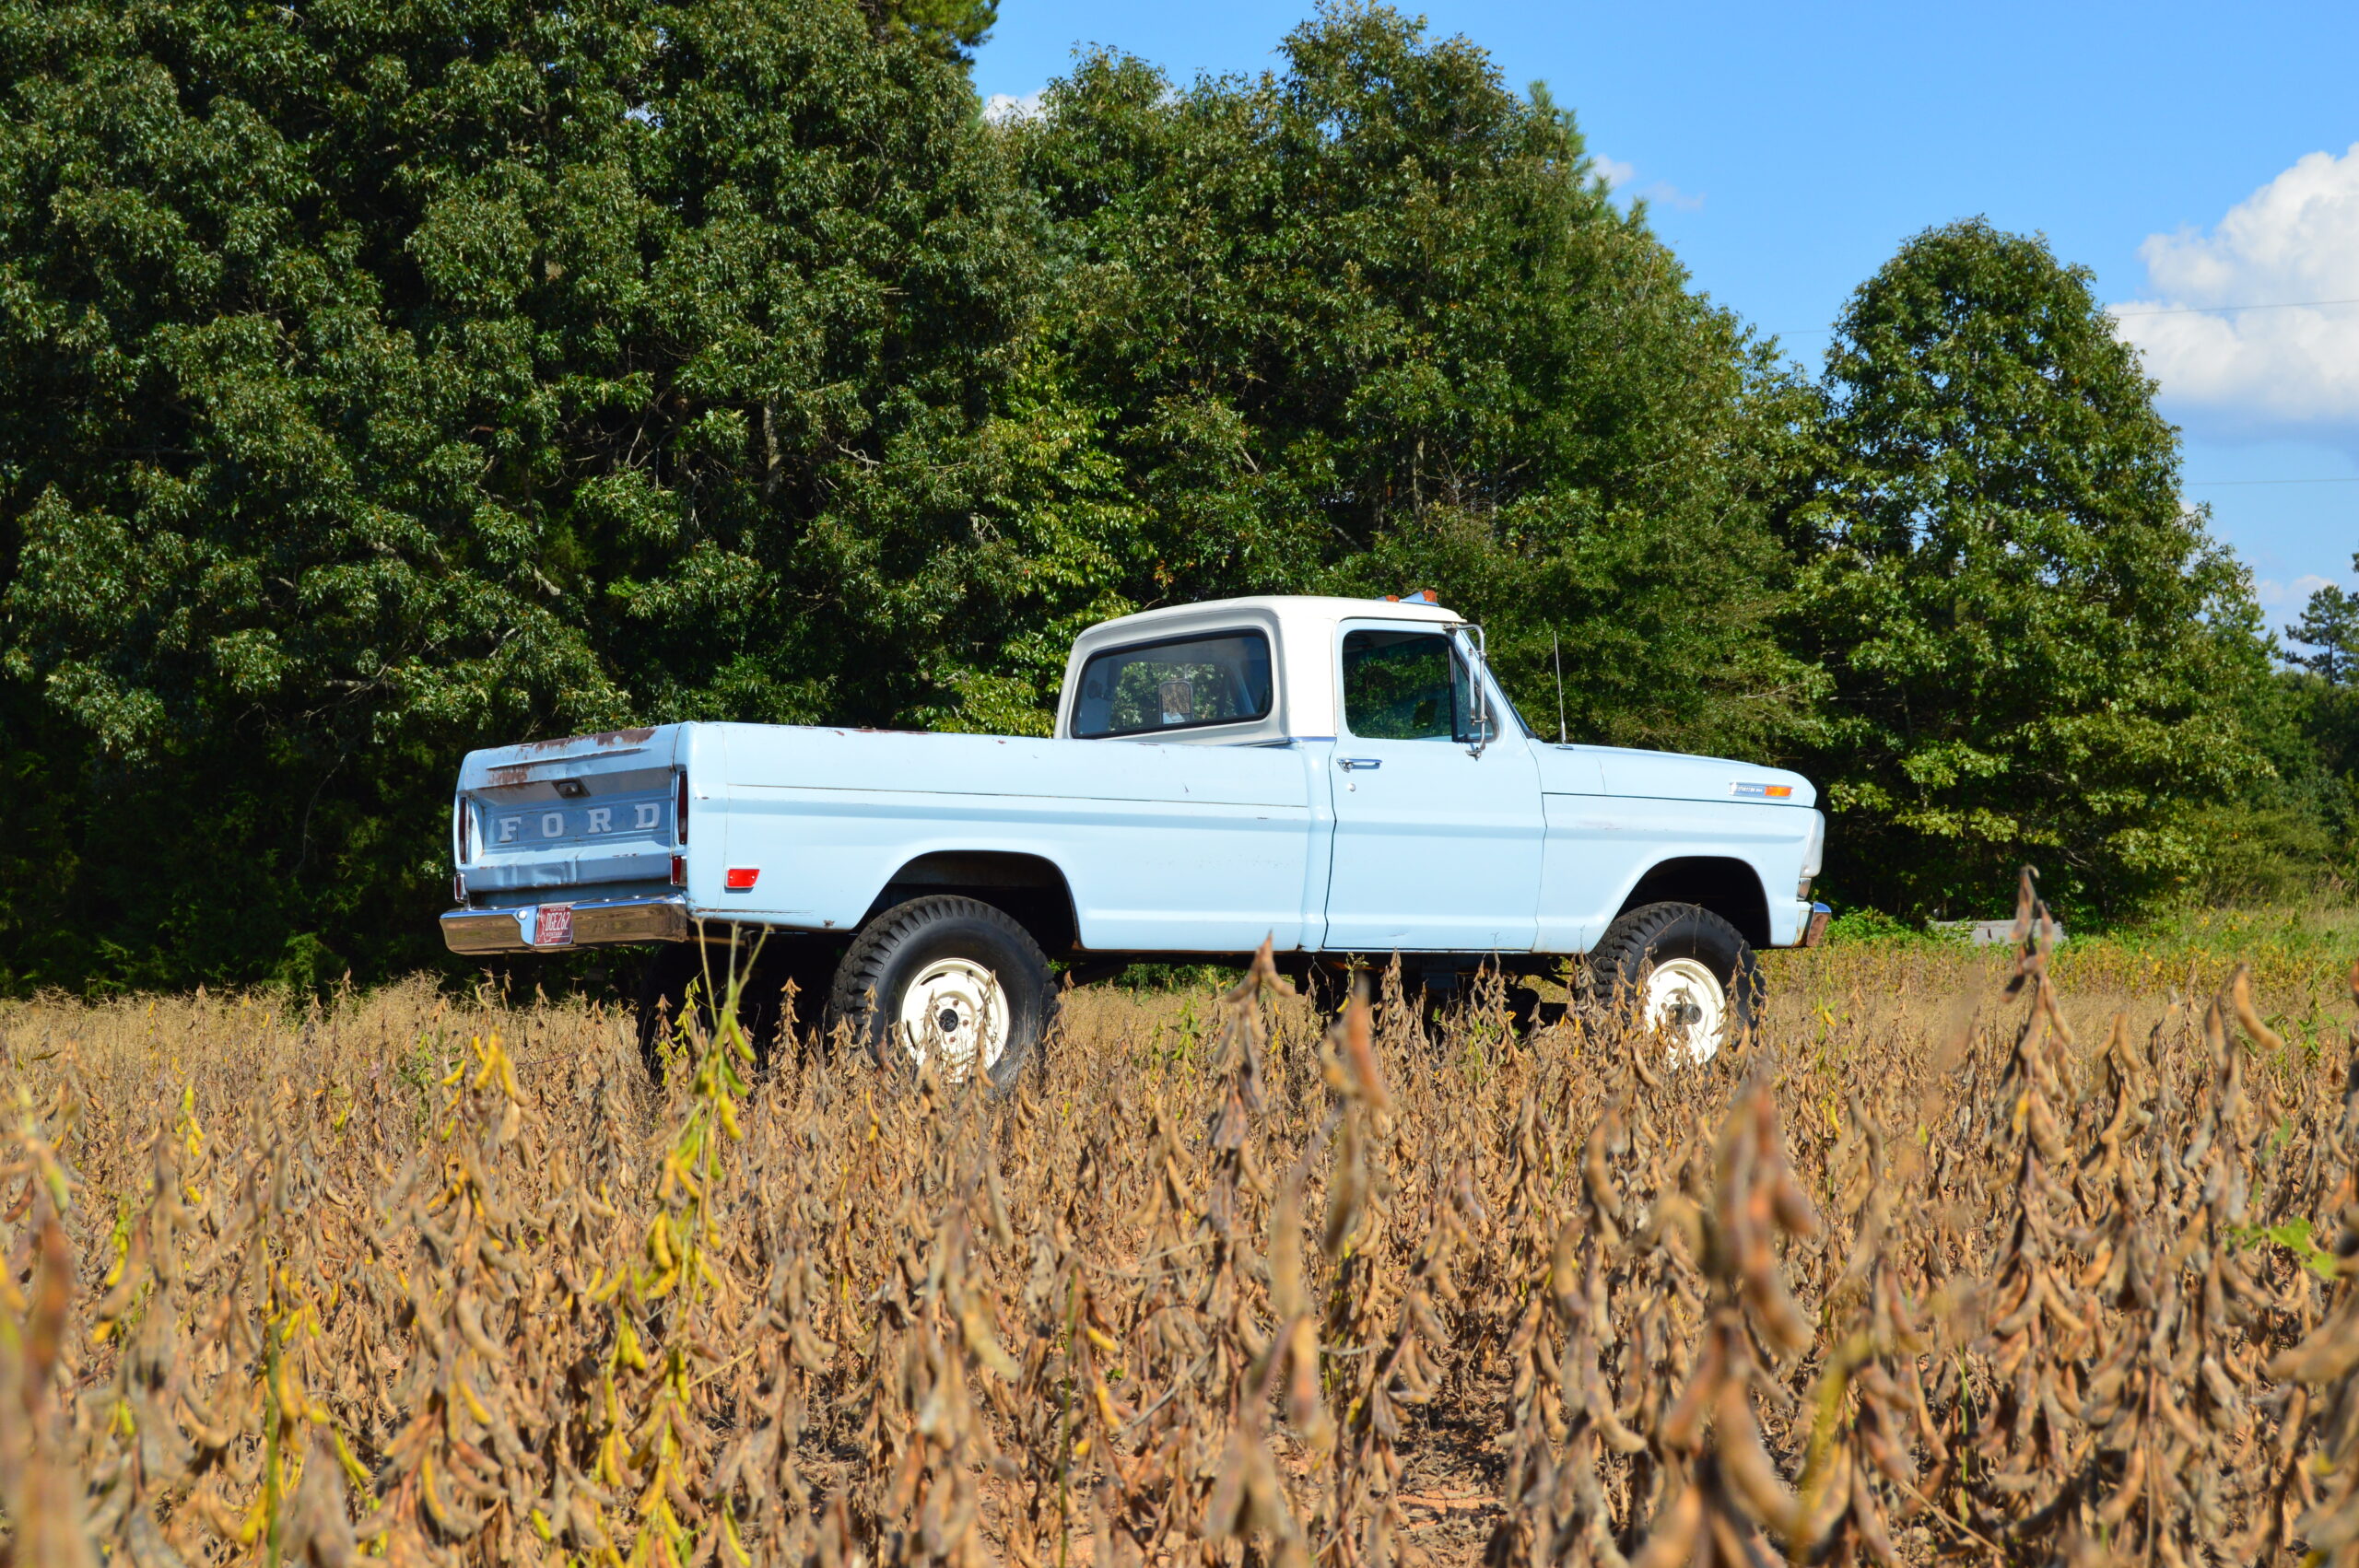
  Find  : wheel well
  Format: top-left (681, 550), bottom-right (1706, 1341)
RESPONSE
top-left (1615, 858), bottom-right (1770, 948)
top-left (868, 851), bottom-right (1078, 956)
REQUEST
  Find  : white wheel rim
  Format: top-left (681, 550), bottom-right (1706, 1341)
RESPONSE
top-left (1643, 958), bottom-right (1728, 1064)
top-left (895, 957), bottom-right (1009, 1078)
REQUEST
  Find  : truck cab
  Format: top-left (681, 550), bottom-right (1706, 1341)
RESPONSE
top-left (1056, 594), bottom-right (1818, 957)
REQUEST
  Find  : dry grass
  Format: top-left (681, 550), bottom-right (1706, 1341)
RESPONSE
top-left (6, 883), bottom-right (2359, 1566)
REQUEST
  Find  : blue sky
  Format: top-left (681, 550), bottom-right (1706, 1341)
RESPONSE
top-left (975, 1), bottom-right (2359, 637)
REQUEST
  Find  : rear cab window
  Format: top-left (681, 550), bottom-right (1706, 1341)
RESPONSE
top-left (1072, 630), bottom-right (1274, 739)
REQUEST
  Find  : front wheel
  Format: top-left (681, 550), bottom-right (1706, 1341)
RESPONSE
top-left (1587, 901), bottom-right (1759, 1064)
top-left (826, 896), bottom-right (1055, 1092)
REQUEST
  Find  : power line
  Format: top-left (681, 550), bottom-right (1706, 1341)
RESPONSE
top-left (1768, 297), bottom-right (2359, 341)
top-left (2113, 297), bottom-right (2359, 318)
top-left (2186, 476), bottom-right (2359, 486)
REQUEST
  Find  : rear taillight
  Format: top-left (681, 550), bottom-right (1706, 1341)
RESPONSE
top-left (453, 798), bottom-right (470, 865)
top-left (675, 770), bottom-right (690, 846)
top-left (670, 855), bottom-right (686, 887)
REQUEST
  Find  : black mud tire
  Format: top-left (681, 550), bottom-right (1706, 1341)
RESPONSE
top-left (1587, 901), bottom-right (1759, 1060)
top-left (826, 896), bottom-right (1055, 1094)
top-left (634, 941), bottom-right (787, 1082)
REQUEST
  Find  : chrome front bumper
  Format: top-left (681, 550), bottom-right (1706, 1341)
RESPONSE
top-left (440, 895), bottom-right (690, 955)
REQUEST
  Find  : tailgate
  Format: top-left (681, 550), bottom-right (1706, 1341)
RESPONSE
top-left (455, 726), bottom-right (683, 895)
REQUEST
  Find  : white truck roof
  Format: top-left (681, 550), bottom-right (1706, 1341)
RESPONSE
top-left (1056, 594), bottom-right (1464, 743)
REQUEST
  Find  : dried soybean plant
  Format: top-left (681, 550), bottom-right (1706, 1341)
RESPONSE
top-left (9, 887), bottom-right (2359, 1567)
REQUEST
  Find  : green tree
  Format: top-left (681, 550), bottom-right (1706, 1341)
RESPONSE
top-left (2230, 562), bottom-right (2359, 896)
top-left (2288, 565), bottom-right (2359, 685)
top-left (855, 0), bottom-right (999, 60)
top-left (0, 0), bottom-right (1047, 988)
top-left (1009, 6), bottom-right (1818, 758)
top-left (1794, 218), bottom-right (2268, 920)
top-left (2179, 663), bottom-right (2353, 905)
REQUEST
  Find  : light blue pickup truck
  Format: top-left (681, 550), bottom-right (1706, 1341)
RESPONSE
top-left (440, 594), bottom-right (1825, 1082)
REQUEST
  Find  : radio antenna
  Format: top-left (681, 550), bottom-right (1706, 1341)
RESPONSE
top-left (1552, 631), bottom-right (1568, 743)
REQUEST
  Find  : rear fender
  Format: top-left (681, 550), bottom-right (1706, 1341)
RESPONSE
top-left (864, 850), bottom-right (1080, 957)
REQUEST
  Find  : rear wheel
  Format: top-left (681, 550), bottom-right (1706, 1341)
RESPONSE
top-left (1587, 901), bottom-right (1758, 1064)
top-left (826, 896), bottom-right (1055, 1093)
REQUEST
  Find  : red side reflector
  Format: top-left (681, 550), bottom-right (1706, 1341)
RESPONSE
top-left (725, 867), bottom-right (759, 891)
top-left (670, 855), bottom-right (686, 887)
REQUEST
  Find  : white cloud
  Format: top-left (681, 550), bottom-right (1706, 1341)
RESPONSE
top-left (2112, 143), bottom-right (2359, 435)
top-left (1591, 154), bottom-right (1702, 214)
top-left (1640, 181), bottom-right (1704, 213)
top-left (2254, 572), bottom-right (2333, 614)
top-left (983, 89), bottom-right (1046, 124)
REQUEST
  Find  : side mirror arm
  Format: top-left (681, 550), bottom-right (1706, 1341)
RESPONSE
top-left (1451, 623), bottom-right (1492, 757)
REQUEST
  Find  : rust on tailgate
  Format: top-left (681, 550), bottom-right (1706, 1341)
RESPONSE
top-left (519, 727), bottom-right (657, 755)
top-left (487, 728), bottom-right (662, 785)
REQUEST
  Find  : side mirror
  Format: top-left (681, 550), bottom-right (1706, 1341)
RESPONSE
top-left (1449, 624), bottom-right (1493, 756)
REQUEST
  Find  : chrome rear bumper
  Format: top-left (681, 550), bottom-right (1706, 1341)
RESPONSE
top-left (440, 895), bottom-right (690, 955)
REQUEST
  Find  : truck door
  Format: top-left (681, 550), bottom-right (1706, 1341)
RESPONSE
top-left (1321, 622), bottom-right (1543, 954)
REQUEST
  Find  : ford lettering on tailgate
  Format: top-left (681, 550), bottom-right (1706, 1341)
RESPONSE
top-left (491, 797), bottom-right (665, 848)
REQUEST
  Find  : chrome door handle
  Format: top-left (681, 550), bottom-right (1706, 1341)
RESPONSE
top-left (1338, 757), bottom-right (1382, 771)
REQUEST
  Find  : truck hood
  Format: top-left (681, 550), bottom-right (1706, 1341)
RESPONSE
top-left (1572, 745), bottom-right (1816, 810)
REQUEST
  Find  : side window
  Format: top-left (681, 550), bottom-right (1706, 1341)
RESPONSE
top-left (1343, 629), bottom-right (1469, 740)
top-left (1072, 631), bottom-right (1274, 739)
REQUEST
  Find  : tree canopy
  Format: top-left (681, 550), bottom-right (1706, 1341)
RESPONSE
top-left (1015, 18), bottom-right (1815, 757)
top-left (1793, 219), bottom-right (2268, 917)
top-left (0, 0), bottom-right (1044, 985)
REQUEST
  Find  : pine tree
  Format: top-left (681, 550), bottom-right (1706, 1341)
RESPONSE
top-left (2289, 566), bottom-right (2359, 685)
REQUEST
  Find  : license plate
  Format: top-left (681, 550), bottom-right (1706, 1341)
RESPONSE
top-left (533, 905), bottom-right (574, 946)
